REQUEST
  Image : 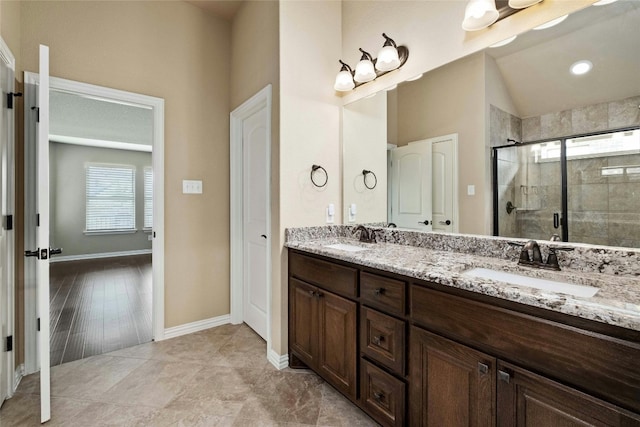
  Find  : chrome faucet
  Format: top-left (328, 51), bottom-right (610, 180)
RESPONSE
top-left (353, 225), bottom-right (375, 243)
top-left (508, 239), bottom-right (574, 271)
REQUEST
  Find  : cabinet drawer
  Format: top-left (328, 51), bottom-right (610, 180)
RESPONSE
top-left (361, 359), bottom-right (406, 427)
top-left (411, 284), bottom-right (640, 414)
top-left (361, 272), bottom-right (406, 316)
top-left (289, 252), bottom-right (358, 297)
top-left (361, 307), bottom-right (405, 375)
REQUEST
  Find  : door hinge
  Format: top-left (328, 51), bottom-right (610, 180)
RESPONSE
top-left (37, 213), bottom-right (40, 227)
top-left (37, 318), bottom-right (40, 331)
top-left (31, 106), bottom-right (40, 122)
top-left (6, 92), bottom-right (22, 109)
top-left (5, 214), bottom-right (12, 230)
top-left (5, 335), bottom-right (12, 352)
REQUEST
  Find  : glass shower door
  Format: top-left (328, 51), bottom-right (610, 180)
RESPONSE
top-left (495, 140), bottom-right (563, 241)
top-left (566, 129), bottom-right (640, 247)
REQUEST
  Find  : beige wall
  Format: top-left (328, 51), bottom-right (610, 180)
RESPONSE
top-left (343, 93), bottom-right (387, 224)
top-left (396, 53), bottom-right (486, 234)
top-left (230, 0), bottom-right (281, 353)
top-left (0, 0), bottom-right (21, 80)
top-left (278, 0), bottom-right (342, 354)
top-left (19, 1), bottom-right (231, 328)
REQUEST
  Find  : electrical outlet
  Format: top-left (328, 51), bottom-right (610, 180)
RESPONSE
top-left (183, 180), bottom-right (203, 194)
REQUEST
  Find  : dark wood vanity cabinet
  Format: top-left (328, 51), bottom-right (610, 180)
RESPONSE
top-left (288, 249), bottom-right (640, 427)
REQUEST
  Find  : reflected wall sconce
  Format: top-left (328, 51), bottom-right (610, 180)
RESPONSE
top-left (334, 33), bottom-right (409, 92)
top-left (362, 169), bottom-right (378, 190)
top-left (462, 0), bottom-right (545, 32)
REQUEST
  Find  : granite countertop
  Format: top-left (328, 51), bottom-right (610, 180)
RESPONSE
top-left (285, 237), bottom-right (640, 332)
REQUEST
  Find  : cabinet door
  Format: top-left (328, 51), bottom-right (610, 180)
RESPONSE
top-left (497, 361), bottom-right (640, 427)
top-left (410, 327), bottom-right (495, 427)
top-left (289, 278), bottom-right (318, 367)
top-left (318, 290), bottom-right (357, 399)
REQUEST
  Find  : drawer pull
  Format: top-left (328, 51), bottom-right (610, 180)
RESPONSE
top-left (308, 290), bottom-right (315, 297)
top-left (373, 391), bottom-right (385, 401)
top-left (374, 287), bottom-right (386, 296)
top-left (498, 370), bottom-right (511, 383)
top-left (478, 362), bottom-right (489, 374)
top-left (372, 335), bottom-right (385, 345)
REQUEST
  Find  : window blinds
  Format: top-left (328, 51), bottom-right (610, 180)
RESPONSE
top-left (144, 167), bottom-right (153, 229)
top-left (85, 164), bottom-right (136, 231)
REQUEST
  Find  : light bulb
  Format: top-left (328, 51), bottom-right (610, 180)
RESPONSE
top-left (376, 45), bottom-right (401, 72)
top-left (334, 70), bottom-right (354, 91)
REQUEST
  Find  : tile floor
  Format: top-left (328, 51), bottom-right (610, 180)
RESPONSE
top-left (0, 324), bottom-right (378, 426)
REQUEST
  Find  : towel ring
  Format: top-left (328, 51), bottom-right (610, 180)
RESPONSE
top-left (362, 169), bottom-right (377, 190)
top-left (311, 164), bottom-right (328, 188)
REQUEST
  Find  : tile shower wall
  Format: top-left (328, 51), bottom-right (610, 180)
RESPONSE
top-left (490, 105), bottom-right (522, 237)
top-left (493, 96), bottom-right (640, 248)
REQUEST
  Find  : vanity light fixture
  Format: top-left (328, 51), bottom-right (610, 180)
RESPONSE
top-left (533, 14), bottom-right (568, 30)
top-left (508, 0), bottom-right (542, 9)
top-left (490, 35), bottom-right (518, 48)
top-left (570, 60), bottom-right (593, 75)
top-left (376, 33), bottom-right (401, 72)
top-left (462, 0), bottom-right (499, 31)
top-left (354, 49), bottom-right (377, 83)
top-left (406, 73), bottom-right (424, 82)
top-left (593, 0), bottom-right (618, 5)
top-left (334, 34), bottom-right (409, 92)
top-left (334, 60), bottom-right (355, 91)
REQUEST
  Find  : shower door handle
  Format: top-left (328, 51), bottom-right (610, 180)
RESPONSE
top-left (553, 213), bottom-right (560, 229)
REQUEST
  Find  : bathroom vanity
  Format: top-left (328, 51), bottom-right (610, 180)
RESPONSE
top-left (286, 227), bottom-right (640, 426)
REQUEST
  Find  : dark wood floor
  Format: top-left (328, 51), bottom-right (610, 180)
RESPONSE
top-left (49, 254), bottom-right (152, 366)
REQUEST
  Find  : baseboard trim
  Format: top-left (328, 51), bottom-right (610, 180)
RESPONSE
top-left (13, 364), bottom-right (24, 395)
top-left (50, 249), bottom-right (152, 263)
top-left (268, 349), bottom-right (289, 370)
top-left (163, 314), bottom-right (231, 340)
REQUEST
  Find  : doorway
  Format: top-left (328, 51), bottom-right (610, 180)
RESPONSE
top-left (22, 74), bottom-right (165, 374)
top-left (230, 85), bottom-right (275, 365)
top-left (389, 134), bottom-right (459, 232)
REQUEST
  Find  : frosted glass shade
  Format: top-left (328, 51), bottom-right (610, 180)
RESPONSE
top-left (334, 70), bottom-right (355, 91)
top-left (462, 0), bottom-right (499, 31)
top-left (508, 0), bottom-right (542, 8)
top-left (354, 59), bottom-right (376, 83)
top-left (375, 45), bottom-right (401, 72)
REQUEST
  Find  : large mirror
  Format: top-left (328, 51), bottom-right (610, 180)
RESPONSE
top-left (342, 0), bottom-right (640, 248)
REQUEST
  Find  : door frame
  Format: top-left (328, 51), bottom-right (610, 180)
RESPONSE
top-left (22, 73), bottom-right (165, 374)
top-left (229, 85), bottom-right (274, 365)
top-left (0, 36), bottom-right (16, 402)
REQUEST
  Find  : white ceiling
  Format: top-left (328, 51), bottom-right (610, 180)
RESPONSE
top-left (487, 0), bottom-right (640, 118)
top-left (184, 0), bottom-right (244, 21)
top-left (50, 91), bottom-right (154, 146)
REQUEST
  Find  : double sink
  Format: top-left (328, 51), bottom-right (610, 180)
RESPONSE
top-left (323, 242), bottom-right (599, 298)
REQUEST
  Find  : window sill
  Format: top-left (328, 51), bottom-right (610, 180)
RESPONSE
top-left (84, 229), bottom-right (138, 236)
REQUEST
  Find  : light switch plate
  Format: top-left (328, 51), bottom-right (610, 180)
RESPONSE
top-left (467, 185), bottom-right (475, 196)
top-left (183, 180), bottom-right (203, 194)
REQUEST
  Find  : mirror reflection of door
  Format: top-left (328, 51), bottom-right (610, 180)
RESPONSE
top-left (389, 134), bottom-right (458, 231)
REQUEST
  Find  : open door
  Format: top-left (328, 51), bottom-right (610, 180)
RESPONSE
top-left (23, 45), bottom-right (51, 424)
top-left (390, 141), bottom-right (432, 230)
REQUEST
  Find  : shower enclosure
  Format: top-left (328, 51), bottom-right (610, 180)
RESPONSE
top-left (493, 127), bottom-right (640, 248)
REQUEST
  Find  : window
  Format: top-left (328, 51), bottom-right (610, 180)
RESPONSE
top-left (85, 164), bottom-right (136, 232)
top-left (144, 167), bottom-right (153, 229)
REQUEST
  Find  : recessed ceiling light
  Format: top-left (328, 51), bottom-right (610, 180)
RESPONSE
top-left (406, 73), bottom-right (424, 82)
top-left (570, 60), bottom-right (593, 75)
top-left (533, 14), bottom-right (568, 30)
top-left (593, 0), bottom-right (618, 5)
top-left (490, 35), bottom-right (518, 48)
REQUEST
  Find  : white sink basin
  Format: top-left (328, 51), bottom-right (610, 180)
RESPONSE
top-left (463, 268), bottom-right (599, 298)
top-left (324, 243), bottom-right (369, 252)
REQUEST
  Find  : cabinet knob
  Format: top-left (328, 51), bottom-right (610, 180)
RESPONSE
top-left (478, 362), bottom-right (489, 374)
top-left (373, 391), bottom-right (385, 401)
top-left (374, 288), bottom-right (385, 296)
top-left (498, 370), bottom-right (511, 383)
top-left (372, 335), bottom-right (385, 345)
top-left (308, 290), bottom-right (315, 297)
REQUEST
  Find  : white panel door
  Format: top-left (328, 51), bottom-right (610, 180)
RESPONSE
top-left (390, 142), bottom-right (432, 229)
top-left (242, 107), bottom-right (268, 340)
top-left (432, 138), bottom-right (455, 232)
top-left (35, 45), bottom-right (51, 424)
